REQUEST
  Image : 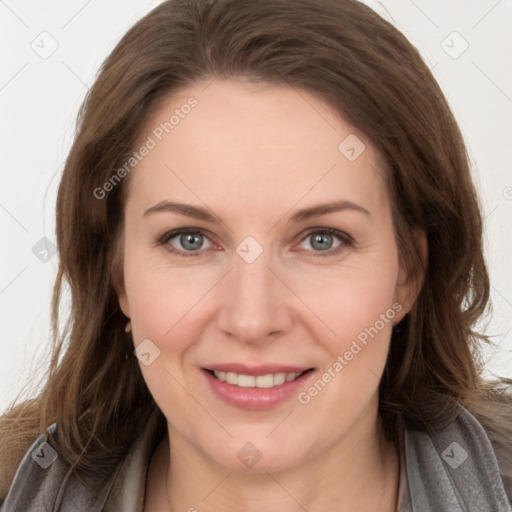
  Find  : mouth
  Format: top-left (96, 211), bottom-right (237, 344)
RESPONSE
top-left (204, 368), bottom-right (314, 389)
top-left (201, 363), bottom-right (316, 409)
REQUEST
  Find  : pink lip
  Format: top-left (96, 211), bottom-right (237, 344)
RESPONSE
top-left (202, 367), bottom-right (315, 410)
top-left (204, 363), bottom-right (311, 376)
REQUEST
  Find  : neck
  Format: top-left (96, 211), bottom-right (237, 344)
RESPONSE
top-left (156, 401), bottom-right (400, 512)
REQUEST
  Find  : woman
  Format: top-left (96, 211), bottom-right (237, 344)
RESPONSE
top-left (1, 0), bottom-right (511, 510)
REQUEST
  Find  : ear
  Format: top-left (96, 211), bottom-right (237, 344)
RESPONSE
top-left (114, 276), bottom-right (131, 318)
top-left (110, 233), bottom-right (130, 318)
top-left (393, 228), bottom-right (428, 323)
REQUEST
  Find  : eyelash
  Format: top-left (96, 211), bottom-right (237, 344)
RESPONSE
top-left (157, 227), bottom-right (353, 258)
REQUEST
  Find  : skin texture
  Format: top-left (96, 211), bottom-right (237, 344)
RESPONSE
top-left (116, 79), bottom-right (425, 511)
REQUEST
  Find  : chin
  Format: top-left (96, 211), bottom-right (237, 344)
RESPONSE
top-left (201, 435), bottom-right (308, 474)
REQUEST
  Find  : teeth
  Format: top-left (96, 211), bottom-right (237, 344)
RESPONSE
top-left (226, 372), bottom-right (238, 385)
top-left (213, 370), bottom-right (302, 388)
top-left (273, 373), bottom-right (286, 386)
top-left (255, 374), bottom-right (273, 388)
top-left (238, 374), bottom-right (256, 387)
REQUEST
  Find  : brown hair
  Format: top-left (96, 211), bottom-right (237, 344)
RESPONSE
top-left (2, 0), bottom-right (511, 496)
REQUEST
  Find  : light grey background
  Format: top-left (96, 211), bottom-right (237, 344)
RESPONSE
top-left (1, 0), bottom-right (511, 412)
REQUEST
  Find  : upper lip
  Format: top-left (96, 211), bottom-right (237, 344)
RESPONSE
top-left (204, 363), bottom-right (314, 376)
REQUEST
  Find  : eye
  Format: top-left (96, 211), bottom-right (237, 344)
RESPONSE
top-left (296, 228), bottom-right (352, 257)
top-left (157, 227), bottom-right (352, 258)
top-left (158, 228), bottom-right (215, 257)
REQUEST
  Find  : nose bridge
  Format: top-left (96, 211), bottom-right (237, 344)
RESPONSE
top-left (234, 249), bottom-right (273, 304)
top-left (217, 240), bottom-right (291, 341)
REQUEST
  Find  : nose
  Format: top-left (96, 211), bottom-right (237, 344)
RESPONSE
top-left (216, 245), bottom-right (293, 344)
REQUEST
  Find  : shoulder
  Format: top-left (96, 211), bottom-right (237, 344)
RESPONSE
top-left (1, 427), bottom-right (66, 511)
top-left (0, 425), bottom-right (115, 512)
top-left (0, 418), bottom-right (161, 512)
top-left (403, 402), bottom-right (512, 511)
top-left (474, 389), bottom-right (512, 505)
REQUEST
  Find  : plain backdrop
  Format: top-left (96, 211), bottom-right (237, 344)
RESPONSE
top-left (1, 0), bottom-right (511, 412)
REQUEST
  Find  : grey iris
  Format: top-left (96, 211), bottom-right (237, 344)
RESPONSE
top-left (181, 233), bottom-right (203, 250)
top-left (310, 233), bottom-right (333, 251)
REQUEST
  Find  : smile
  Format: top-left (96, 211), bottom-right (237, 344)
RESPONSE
top-left (203, 366), bottom-right (315, 410)
top-left (211, 370), bottom-right (306, 388)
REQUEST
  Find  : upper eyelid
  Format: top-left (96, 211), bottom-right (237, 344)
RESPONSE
top-left (159, 227), bottom-right (218, 246)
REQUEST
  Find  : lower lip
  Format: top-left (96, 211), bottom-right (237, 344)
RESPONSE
top-left (202, 369), bottom-right (314, 410)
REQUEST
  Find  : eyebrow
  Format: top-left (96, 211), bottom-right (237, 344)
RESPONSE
top-left (142, 200), bottom-right (371, 223)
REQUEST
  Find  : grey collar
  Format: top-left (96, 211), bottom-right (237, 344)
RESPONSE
top-left (2, 404), bottom-right (510, 511)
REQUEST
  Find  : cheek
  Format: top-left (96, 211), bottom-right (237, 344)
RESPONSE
top-left (293, 253), bottom-right (400, 413)
top-left (294, 258), bottom-right (400, 418)
top-left (123, 259), bottom-right (209, 420)
top-left (295, 255), bottom-right (399, 353)
top-left (122, 229), bottom-right (217, 340)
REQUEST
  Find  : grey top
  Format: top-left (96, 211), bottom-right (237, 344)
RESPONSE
top-left (2, 404), bottom-right (511, 511)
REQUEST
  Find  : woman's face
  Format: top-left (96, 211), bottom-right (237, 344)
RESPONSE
top-left (117, 79), bottom-right (419, 472)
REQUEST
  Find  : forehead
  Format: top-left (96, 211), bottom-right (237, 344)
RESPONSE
top-left (125, 79), bottom-right (389, 219)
